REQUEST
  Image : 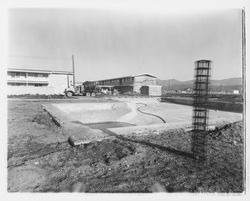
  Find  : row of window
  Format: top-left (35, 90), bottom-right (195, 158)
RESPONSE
top-left (99, 77), bottom-right (133, 85)
top-left (8, 82), bottom-right (48, 87)
top-left (8, 72), bottom-right (49, 78)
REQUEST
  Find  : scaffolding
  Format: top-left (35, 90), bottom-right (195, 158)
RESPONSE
top-left (192, 60), bottom-right (211, 161)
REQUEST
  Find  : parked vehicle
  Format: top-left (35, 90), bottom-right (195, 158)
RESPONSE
top-left (64, 81), bottom-right (100, 97)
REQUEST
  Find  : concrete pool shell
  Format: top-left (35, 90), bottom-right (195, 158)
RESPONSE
top-left (44, 98), bottom-right (242, 137)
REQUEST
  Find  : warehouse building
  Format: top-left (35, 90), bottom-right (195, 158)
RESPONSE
top-left (96, 74), bottom-right (162, 96)
top-left (7, 68), bottom-right (73, 95)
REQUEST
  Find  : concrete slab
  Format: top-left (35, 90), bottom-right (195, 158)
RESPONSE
top-left (136, 102), bottom-right (242, 126)
top-left (46, 100), bottom-right (242, 129)
top-left (43, 98), bottom-right (242, 145)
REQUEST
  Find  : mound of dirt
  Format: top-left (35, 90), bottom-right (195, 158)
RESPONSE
top-left (8, 100), bottom-right (244, 193)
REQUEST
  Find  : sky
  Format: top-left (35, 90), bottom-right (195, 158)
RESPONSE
top-left (8, 8), bottom-right (242, 82)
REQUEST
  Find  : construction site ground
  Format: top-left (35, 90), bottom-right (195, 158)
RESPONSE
top-left (7, 97), bottom-right (244, 193)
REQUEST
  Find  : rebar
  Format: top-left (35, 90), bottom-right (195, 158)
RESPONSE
top-left (192, 60), bottom-right (211, 161)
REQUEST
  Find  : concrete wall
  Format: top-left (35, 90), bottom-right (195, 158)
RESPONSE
top-left (148, 85), bottom-right (162, 96)
top-left (140, 85), bottom-right (162, 96)
top-left (133, 76), bottom-right (157, 93)
top-left (48, 74), bottom-right (73, 94)
top-left (7, 86), bottom-right (55, 95)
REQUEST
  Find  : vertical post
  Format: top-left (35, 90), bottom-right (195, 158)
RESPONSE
top-left (242, 8), bottom-right (246, 98)
top-left (242, 8), bottom-right (246, 190)
top-left (72, 54), bottom-right (76, 89)
top-left (67, 74), bottom-right (69, 88)
top-left (192, 60), bottom-right (211, 161)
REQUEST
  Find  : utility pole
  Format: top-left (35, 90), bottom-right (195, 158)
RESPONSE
top-left (242, 8), bottom-right (245, 96)
top-left (72, 54), bottom-right (76, 89)
top-left (242, 8), bottom-right (246, 177)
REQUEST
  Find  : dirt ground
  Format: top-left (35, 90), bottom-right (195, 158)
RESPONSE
top-left (7, 99), bottom-right (245, 193)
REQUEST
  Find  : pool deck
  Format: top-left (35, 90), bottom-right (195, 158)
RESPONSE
top-left (43, 98), bottom-right (242, 145)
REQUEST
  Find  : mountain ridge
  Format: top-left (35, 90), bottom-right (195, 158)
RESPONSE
top-left (157, 77), bottom-right (242, 86)
top-left (156, 77), bottom-right (242, 92)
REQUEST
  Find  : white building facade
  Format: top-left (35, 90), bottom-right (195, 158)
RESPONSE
top-left (7, 68), bottom-right (74, 95)
top-left (133, 75), bottom-right (158, 93)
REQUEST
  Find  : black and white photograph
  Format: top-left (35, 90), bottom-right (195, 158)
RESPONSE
top-left (0, 0), bottom-right (248, 198)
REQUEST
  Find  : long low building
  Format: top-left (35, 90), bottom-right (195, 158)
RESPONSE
top-left (7, 68), bottom-right (162, 96)
top-left (7, 68), bottom-right (74, 95)
top-left (95, 74), bottom-right (162, 96)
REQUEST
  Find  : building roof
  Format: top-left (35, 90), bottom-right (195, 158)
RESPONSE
top-left (134, 74), bottom-right (157, 78)
top-left (7, 68), bottom-right (73, 75)
top-left (95, 74), bottom-right (157, 82)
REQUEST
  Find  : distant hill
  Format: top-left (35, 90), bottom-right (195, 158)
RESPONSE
top-left (157, 77), bottom-right (242, 92)
top-left (156, 79), bottom-right (192, 86)
top-left (210, 78), bottom-right (242, 86)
